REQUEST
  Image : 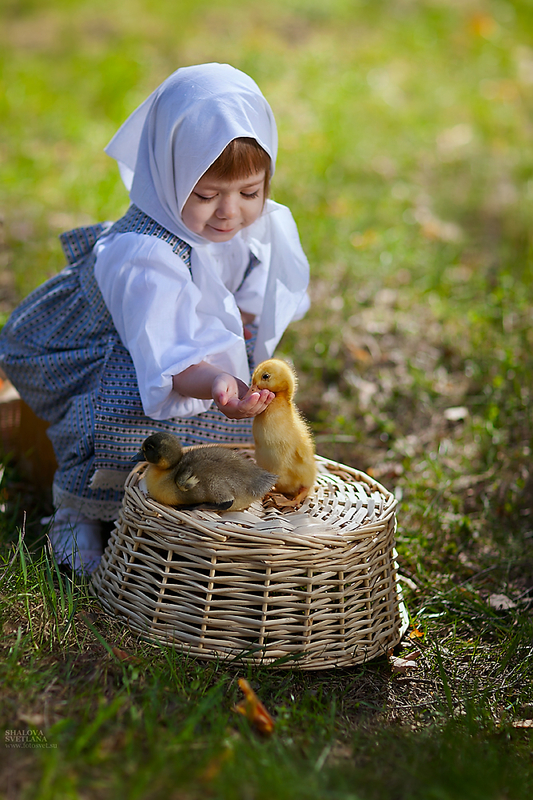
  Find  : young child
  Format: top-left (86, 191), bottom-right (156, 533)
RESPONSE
top-left (0, 63), bottom-right (310, 573)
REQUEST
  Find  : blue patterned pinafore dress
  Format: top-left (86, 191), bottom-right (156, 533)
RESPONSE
top-left (0, 205), bottom-right (257, 520)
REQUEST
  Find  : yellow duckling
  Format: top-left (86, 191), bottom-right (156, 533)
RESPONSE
top-left (138, 432), bottom-right (276, 511)
top-left (251, 359), bottom-right (317, 501)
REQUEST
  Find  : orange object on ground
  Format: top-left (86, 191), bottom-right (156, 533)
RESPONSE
top-left (233, 678), bottom-right (275, 736)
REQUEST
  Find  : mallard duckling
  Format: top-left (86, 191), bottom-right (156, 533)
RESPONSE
top-left (251, 359), bottom-right (316, 501)
top-left (138, 432), bottom-right (277, 511)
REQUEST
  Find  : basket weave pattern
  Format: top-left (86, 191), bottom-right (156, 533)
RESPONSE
top-left (92, 448), bottom-right (406, 669)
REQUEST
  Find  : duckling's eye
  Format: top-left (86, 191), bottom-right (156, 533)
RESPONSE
top-left (261, 372), bottom-right (271, 381)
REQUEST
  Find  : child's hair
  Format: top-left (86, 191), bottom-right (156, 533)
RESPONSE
top-left (206, 137), bottom-right (271, 197)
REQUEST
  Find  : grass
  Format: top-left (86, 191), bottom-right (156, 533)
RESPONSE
top-left (1, 0), bottom-right (533, 797)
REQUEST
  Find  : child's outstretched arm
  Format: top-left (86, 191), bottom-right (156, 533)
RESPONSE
top-left (172, 362), bottom-right (274, 420)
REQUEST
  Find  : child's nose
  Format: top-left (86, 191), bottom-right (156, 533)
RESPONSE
top-left (216, 194), bottom-right (238, 219)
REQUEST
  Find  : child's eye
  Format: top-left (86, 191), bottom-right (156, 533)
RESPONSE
top-left (242, 191), bottom-right (260, 199)
top-left (194, 193), bottom-right (216, 202)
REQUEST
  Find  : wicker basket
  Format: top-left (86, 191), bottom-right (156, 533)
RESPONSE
top-left (91, 447), bottom-right (408, 669)
top-left (0, 378), bottom-right (57, 487)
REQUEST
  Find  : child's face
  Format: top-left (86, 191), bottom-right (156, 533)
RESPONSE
top-left (181, 171), bottom-right (266, 242)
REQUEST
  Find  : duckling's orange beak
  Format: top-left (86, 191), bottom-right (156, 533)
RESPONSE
top-left (252, 384), bottom-right (276, 398)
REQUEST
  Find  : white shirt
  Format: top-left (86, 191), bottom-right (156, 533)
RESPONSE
top-left (94, 225), bottom-right (309, 420)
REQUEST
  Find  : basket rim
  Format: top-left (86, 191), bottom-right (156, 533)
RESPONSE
top-left (120, 448), bottom-right (398, 548)
top-left (146, 444), bottom-right (396, 503)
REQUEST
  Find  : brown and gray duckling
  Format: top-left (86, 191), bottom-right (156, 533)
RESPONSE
top-left (138, 432), bottom-right (277, 511)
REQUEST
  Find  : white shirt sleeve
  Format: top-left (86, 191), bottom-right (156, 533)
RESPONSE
top-left (291, 291), bottom-right (311, 321)
top-left (93, 232), bottom-right (247, 420)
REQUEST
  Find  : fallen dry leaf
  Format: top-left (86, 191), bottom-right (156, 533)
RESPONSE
top-left (111, 646), bottom-right (142, 665)
top-left (488, 594), bottom-right (516, 611)
top-left (263, 492), bottom-right (302, 510)
top-left (408, 627), bottom-right (424, 639)
top-left (390, 651), bottom-right (421, 673)
top-left (233, 678), bottom-right (275, 736)
top-left (512, 720), bottom-right (533, 729)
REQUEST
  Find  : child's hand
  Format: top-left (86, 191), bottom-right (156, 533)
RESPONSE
top-left (173, 363), bottom-right (273, 419)
top-left (212, 373), bottom-right (274, 419)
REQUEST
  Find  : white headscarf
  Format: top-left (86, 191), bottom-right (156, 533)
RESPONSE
top-left (106, 63), bottom-right (277, 240)
top-left (104, 63), bottom-right (309, 399)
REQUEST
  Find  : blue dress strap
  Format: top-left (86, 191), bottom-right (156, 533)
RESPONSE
top-left (59, 222), bottom-right (113, 264)
top-left (58, 204), bottom-right (194, 270)
top-left (108, 204), bottom-right (192, 269)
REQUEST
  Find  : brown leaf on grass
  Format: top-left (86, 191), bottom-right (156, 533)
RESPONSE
top-left (111, 646), bottom-right (142, 665)
top-left (390, 651), bottom-right (421, 673)
top-left (512, 720), bottom-right (533, 729)
top-left (233, 678), bottom-right (275, 736)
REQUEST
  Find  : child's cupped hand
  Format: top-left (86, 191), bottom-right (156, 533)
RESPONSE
top-left (212, 373), bottom-right (274, 419)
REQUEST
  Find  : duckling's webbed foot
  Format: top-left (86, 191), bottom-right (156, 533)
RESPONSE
top-left (292, 486), bottom-right (310, 504)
